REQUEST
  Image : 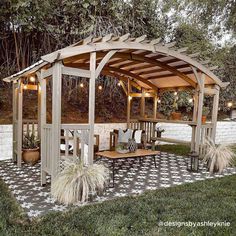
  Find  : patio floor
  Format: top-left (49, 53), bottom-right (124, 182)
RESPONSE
top-left (0, 152), bottom-right (235, 218)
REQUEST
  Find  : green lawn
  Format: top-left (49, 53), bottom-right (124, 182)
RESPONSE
top-left (0, 145), bottom-right (236, 235)
top-left (158, 144), bottom-right (190, 156)
top-left (0, 173), bottom-right (236, 235)
top-left (159, 144), bottom-right (236, 166)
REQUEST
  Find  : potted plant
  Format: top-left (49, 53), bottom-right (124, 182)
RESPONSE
top-left (116, 143), bottom-right (129, 154)
top-left (202, 106), bottom-right (210, 124)
top-left (22, 130), bottom-right (40, 165)
top-left (156, 124), bottom-right (165, 137)
top-left (51, 158), bottom-right (109, 205)
top-left (203, 139), bottom-right (234, 173)
top-left (171, 98), bottom-right (181, 120)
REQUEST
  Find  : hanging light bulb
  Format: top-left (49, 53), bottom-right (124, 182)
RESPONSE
top-left (29, 76), bottom-right (35, 82)
top-left (98, 85), bottom-right (103, 90)
top-left (80, 83), bottom-right (84, 88)
top-left (145, 92), bottom-right (149, 96)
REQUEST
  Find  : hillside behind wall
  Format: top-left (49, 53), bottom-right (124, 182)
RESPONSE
top-left (1, 122), bottom-right (236, 160)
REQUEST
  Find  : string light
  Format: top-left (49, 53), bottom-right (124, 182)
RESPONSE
top-left (128, 95), bottom-right (132, 100)
top-left (174, 91), bottom-right (178, 96)
top-left (157, 99), bottom-right (161, 103)
top-left (98, 85), bottom-right (103, 90)
top-left (227, 102), bottom-right (233, 108)
top-left (23, 85), bottom-right (27, 90)
top-left (117, 82), bottom-right (121, 86)
top-left (80, 83), bottom-right (84, 88)
top-left (29, 76), bottom-right (35, 82)
top-left (189, 98), bottom-right (193, 103)
top-left (145, 92), bottom-right (149, 96)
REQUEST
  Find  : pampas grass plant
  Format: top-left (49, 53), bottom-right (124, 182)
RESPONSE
top-left (203, 139), bottom-right (235, 174)
top-left (51, 158), bottom-right (109, 205)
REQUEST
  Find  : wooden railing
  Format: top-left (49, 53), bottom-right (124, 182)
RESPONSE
top-left (199, 123), bottom-right (213, 157)
top-left (41, 123), bottom-right (91, 175)
top-left (128, 118), bottom-right (214, 157)
top-left (139, 119), bottom-right (158, 143)
top-left (22, 119), bottom-right (38, 137)
top-left (129, 119), bottom-right (141, 130)
top-left (130, 119), bottom-right (159, 143)
top-left (41, 124), bottom-right (52, 174)
top-left (60, 124), bottom-right (90, 160)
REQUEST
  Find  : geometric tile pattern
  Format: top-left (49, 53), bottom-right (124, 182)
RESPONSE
top-left (0, 152), bottom-right (235, 218)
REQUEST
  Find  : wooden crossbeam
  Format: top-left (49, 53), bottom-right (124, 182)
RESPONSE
top-left (135, 35), bottom-right (147, 43)
top-left (136, 63), bottom-right (190, 75)
top-left (83, 35), bottom-right (93, 45)
top-left (188, 52), bottom-right (200, 58)
top-left (209, 66), bottom-right (218, 71)
top-left (164, 41), bottom-right (176, 48)
top-left (119, 33), bottom-right (130, 42)
top-left (150, 38), bottom-right (162, 45)
top-left (102, 34), bottom-right (113, 42)
top-left (177, 47), bottom-right (188, 53)
top-left (200, 59), bottom-right (211, 65)
top-left (103, 66), bottom-right (158, 90)
top-left (62, 66), bottom-right (91, 78)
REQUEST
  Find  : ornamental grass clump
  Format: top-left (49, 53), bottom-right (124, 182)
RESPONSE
top-left (203, 139), bottom-right (235, 174)
top-left (51, 158), bottom-right (109, 205)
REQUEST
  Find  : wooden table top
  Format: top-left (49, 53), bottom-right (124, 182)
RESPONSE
top-left (96, 149), bottom-right (160, 159)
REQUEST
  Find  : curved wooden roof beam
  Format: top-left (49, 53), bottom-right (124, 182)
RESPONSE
top-left (100, 70), bottom-right (142, 90)
top-left (4, 35), bottom-right (223, 89)
top-left (102, 66), bottom-right (158, 90)
top-left (111, 53), bottom-right (196, 88)
top-left (65, 51), bottom-right (196, 87)
top-left (64, 62), bottom-right (148, 90)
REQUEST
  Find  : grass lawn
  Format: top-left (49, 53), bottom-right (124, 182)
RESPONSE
top-left (158, 144), bottom-right (190, 156)
top-left (159, 144), bottom-right (236, 166)
top-left (0, 145), bottom-right (236, 235)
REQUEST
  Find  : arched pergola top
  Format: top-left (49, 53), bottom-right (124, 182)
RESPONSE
top-left (2, 33), bottom-right (228, 90)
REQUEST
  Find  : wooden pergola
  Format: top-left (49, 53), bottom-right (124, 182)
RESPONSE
top-left (3, 34), bottom-right (228, 185)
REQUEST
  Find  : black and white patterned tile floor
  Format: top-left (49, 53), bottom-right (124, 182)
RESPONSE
top-left (0, 152), bottom-right (236, 218)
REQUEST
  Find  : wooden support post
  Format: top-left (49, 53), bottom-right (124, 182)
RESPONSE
top-left (140, 88), bottom-right (145, 118)
top-left (51, 62), bottom-right (62, 181)
top-left (153, 93), bottom-right (158, 119)
top-left (190, 125), bottom-right (196, 152)
top-left (194, 73), bottom-right (205, 154)
top-left (127, 79), bottom-right (131, 128)
top-left (37, 83), bottom-right (41, 138)
top-left (211, 85), bottom-right (220, 140)
top-left (192, 88), bottom-right (199, 122)
top-left (88, 52), bottom-right (96, 165)
top-left (17, 79), bottom-right (23, 167)
top-left (39, 72), bottom-right (47, 185)
top-left (12, 82), bottom-right (17, 162)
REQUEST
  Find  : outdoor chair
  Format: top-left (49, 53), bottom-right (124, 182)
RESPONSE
top-left (60, 130), bottom-right (99, 159)
top-left (109, 128), bottom-right (146, 150)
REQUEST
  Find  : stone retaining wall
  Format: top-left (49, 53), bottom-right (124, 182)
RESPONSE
top-left (1, 121), bottom-right (236, 160)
